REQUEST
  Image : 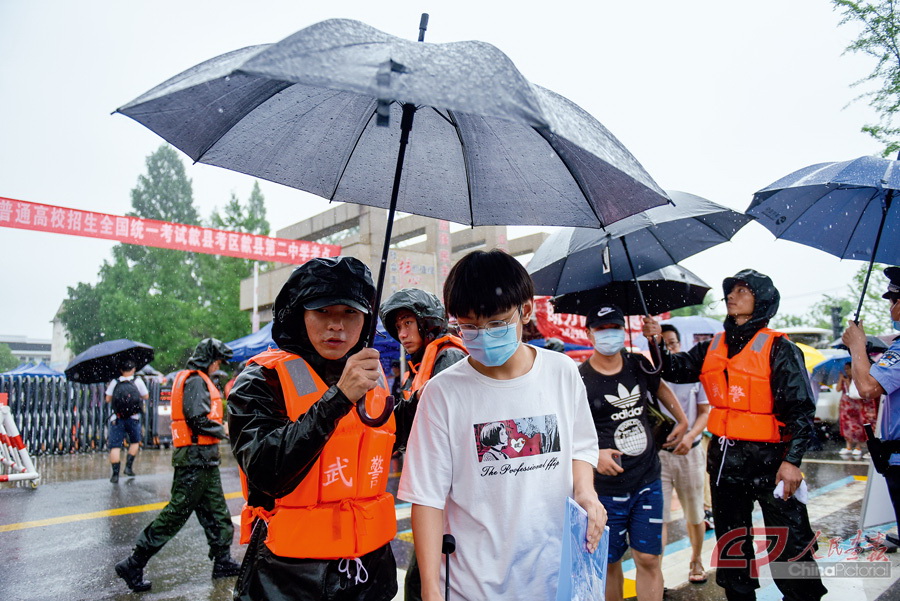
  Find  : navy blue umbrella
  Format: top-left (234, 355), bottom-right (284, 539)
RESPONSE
top-left (528, 190), bottom-right (749, 302)
top-left (811, 354), bottom-right (851, 387)
top-left (747, 155), bottom-right (900, 321)
top-left (64, 339), bottom-right (155, 384)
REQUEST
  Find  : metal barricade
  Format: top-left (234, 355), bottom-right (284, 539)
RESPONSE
top-left (0, 376), bottom-right (162, 456)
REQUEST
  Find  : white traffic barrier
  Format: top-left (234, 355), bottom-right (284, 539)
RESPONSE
top-left (0, 393), bottom-right (40, 487)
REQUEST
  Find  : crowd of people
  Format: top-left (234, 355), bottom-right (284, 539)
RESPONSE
top-left (106, 249), bottom-right (900, 601)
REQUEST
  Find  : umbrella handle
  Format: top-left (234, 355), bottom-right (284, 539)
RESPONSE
top-left (356, 393), bottom-right (395, 428)
top-left (641, 334), bottom-right (664, 376)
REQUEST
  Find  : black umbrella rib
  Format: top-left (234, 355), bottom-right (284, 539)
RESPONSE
top-left (442, 108), bottom-right (476, 227)
top-left (330, 100), bottom-right (381, 202)
top-left (192, 79), bottom-right (293, 164)
top-left (533, 128), bottom-right (605, 229)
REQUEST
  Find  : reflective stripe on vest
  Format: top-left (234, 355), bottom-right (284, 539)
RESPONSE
top-left (170, 370), bottom-right (222, 448)
top-left (406, 334), bottom-right (468, 400)
top-left (239, 349), bottom-right (396, 559)
top-left (700, 329), bottom-right (786, 443)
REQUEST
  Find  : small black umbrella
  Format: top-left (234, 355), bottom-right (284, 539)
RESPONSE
top-left (116, 16), bottom-right (670, 426)
top-left (551, 264), bottom-right (711, 316)
top-left (64, 339), bottom-right (155, 384)
top-left (831, 334), bottom-right (889, 354)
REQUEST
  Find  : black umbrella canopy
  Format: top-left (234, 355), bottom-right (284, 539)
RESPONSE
top-left (551, 264), bottom-right (711, 316)
top-left (528, 190), bottom-right (750, 296)
top-left (115, 18), bottom-right (669, 230)
top-left (831, 334), bottom-right (889, 354)
top-left (64, 339), bottom-right (155, 384)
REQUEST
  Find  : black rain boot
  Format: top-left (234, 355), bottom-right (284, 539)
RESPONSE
top-left (212, 554), bottom-right (241, 579)
top-left (115, 555), bottom-right (151, 592)
top-left (124, 454), bottom-right (136, 477)
top-left (110, 463), bottom-right (120, 484)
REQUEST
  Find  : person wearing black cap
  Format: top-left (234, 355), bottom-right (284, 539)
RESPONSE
top-left (643, 269), bottom-right (826, 601)
top-left (580, 304), bottom-right (688, 601)
top-left (843, 265), bottom-right (900, 533)
top-left (227, 256), bottom-right (398, 601)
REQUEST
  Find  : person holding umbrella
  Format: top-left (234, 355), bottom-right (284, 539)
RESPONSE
top-left (105, 358), bottom-right (149, 483)
top-left (842, 266), bottom-right (900, 530)
top-left (115, 338), bottom-right (241, 592)
top-left (642, 269), bottom-right (827, 601)
top-left (227, 257), bottom-right (399, 601)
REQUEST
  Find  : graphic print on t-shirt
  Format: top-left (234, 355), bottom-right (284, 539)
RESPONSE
top-left (606, 383), bottom-right (648, 456)
top-left (474, 414), bottom-right (560, 462)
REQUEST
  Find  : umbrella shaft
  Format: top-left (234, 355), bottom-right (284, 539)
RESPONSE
top-left (368, 103), bottom-right (417, 345)
top-left (854, 188), bottom-right (894, 322)
top-left (619, 237), bottom-right (649, 315)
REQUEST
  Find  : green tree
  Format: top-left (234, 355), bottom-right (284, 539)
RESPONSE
top-left (204, 185), bottom-right (272, 343)
top-left (60, 146), bottom-right (269, 372)
top-left (772, 264), bottom-right (891, 334)
top-left (668, 291), bottom-right (719, 318)
top-left (833, 0), bottom-right (900, 154)
top-left (0, 343), bottom-right (18, 372)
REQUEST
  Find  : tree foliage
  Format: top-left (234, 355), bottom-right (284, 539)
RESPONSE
top-left (833, 0), bottom-right (900, 155)
top-left (59, 146), bottom-right (269, 372)
top-left (0, 343), bottom-right (19, 372)
top-left (770, 264), bottom-right (892, 333)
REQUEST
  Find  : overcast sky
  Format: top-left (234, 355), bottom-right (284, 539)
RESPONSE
top-left (0, 0), bottom-right (886, 341)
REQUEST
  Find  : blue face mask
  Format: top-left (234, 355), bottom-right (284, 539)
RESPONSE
top-left (593, 329), bottom-right (626, 355)
top-left (463, 326), bottom-right (521, 367)
top-left (893, 321), bottom-right (900, 332)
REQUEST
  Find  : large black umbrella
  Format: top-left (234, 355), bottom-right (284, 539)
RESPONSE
top-left (116, 16), bottom-right (670, 426)
top-left (550, 264), bottom-right (711, 316)
top-left (747, 155), bottom-right (900, 321)
top-left (528, 190), bottom-right (750, 300)
top-left (64, 339), bottom-right (155, 384)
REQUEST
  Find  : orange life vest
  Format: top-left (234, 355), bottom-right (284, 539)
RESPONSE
top-left (404, 334), bottom-right (467, 401)
top-left (700, 329), bottom-right (786, 443)
top-left (170, 370), bottom-right (223, 448)
top-left (239, 349), bottom-right (396, 559)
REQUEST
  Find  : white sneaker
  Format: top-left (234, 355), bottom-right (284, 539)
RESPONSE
top-left (839, 448), bottom-right (852, 455)
top-left (852, 449), bottom-right (863, 456)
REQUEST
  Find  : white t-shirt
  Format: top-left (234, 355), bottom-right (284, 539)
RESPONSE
top-left (106, 376), bottom-right (149, 420)
top-left (398, 347), bottom-right (599, 601)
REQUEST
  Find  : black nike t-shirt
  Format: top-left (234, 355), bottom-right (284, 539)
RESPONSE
top-left (579, 353), bottom-right (661, 496)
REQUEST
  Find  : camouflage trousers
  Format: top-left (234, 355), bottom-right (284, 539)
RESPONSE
top-left (135, 465), bottom-right (234, 561)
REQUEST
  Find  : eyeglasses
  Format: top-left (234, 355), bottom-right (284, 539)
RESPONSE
top-left (457, 307), bottom-right (521, 341)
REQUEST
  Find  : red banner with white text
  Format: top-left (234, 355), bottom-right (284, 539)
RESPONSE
top-left (0, 197), bottom-right (339, 264)
top-left (533, 296), bottom-right (670, 348)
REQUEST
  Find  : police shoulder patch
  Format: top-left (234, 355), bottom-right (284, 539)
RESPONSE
top-left (878, 350), bottom-right (900, 368)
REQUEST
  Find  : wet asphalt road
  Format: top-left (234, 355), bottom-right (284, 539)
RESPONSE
top-left (1, 441), bottom-right (898, 600)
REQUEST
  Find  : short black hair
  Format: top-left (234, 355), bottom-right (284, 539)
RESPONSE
top-left (119, 359), bottom-right (136, 372)
top-left (660, 324), bottom-right (680, 342)
top-left (444, 249), bottom-right (534, 318)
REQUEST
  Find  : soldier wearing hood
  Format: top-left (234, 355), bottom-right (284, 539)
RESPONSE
top-left (643, 269), bottom-right (827, 601)
top-left (227, 256), bottom-right (398, 601)
top-left (115, 338), bottom-right (240, 593)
